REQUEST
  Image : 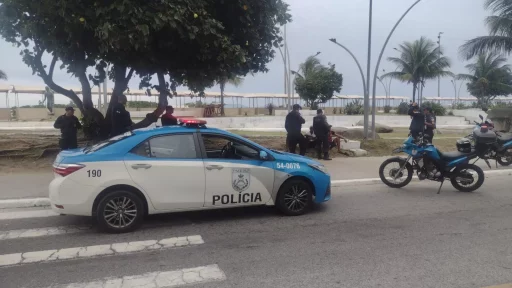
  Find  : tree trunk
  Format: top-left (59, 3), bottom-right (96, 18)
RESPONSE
top-left (220, 81), bottom-right (225, 116)
top-left (412, 82), bottom-right (417, 103)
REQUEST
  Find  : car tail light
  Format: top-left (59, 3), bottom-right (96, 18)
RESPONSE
top-left (53, 164), bottom-right (85, 177)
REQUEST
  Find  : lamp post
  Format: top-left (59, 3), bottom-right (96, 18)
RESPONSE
top-left (365, 0), bottom-right (373, 139)
top-left (328, 39), bottom-right (367, 108)
top-left (450, 79), bottom-right (457, 101)
top-left (437, 32), bottom-right (444, 98)
top-left (370, 0), bottom-right (423, 139)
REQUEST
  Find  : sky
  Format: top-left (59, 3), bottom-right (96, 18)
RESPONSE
top-left (0, 0), bottom-right (491, 107)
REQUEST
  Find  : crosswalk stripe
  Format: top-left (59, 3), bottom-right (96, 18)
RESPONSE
top-left (0, 235), bottom-right (204, 267)
top-left (42, 264), bottom-right (226, 288)
top-left (0, 225), bottom-right (91, 240)
top-left (0, 209), bottom-right (58, 220)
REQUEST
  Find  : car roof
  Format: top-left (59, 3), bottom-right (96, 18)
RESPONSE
top-left (132, 125), bottom-right (227, 136)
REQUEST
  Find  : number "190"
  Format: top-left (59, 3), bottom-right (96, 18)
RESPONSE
top-left (87, 170), bottom-right (102, 177)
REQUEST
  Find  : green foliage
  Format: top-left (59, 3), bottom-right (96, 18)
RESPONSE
top-left (344, 100), bottom-right (364, 115)
top-left (383, 105), bottom-right (392, 113)
top-left (456, 52), bottom-right (512, 106)
top-left (422, 101), bottom-right (446, 116)
top-left (491, 100), bottom-right (512, 108)
top-left (382, 37), bottom-right (452, 102)
top-left (20, 105), bottom-right (45, 108)
top-left (294, 57), bottom-right (343, 108)
top-left (448, 110), bottom-right (454, 116)
top-left (127, 101), bottom-right (158, 109)
top-left (186, 101), bottom-right (207, 108)
top-left (333, 107), bottom-right (338, 114)
top-left (396, 102), bottom-right (410, 115)
top-left (451, 102), bottom-right (469, 110)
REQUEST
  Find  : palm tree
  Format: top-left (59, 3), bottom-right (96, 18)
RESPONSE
top-left (0, 70), bottom-right (7, 81)
top-left (460, 0), bottom-right (512, 59)
top-left (218, 75), bottom-right (244, 116)
top-left (456, 52), bottom-right (512, 106)
top-left (381, 37), bottom-right (452, 102)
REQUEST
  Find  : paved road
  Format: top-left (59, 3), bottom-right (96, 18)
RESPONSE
top-left (1, 174), bottom-right (512, 288)
top-left (1, 157), bottom-right (510, 199)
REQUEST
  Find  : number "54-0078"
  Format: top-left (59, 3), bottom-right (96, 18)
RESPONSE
top-left (276, 163), bottom-right (300, 169)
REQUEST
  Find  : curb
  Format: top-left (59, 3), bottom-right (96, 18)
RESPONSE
top-left (1, 169), bottom-right (510, 210)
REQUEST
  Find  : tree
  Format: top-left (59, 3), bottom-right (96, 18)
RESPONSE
top-left (294, 56), bottom-right (343, 109)
top-left (382, 37), bottom-right (452, 102)
top-left (0, 69), bottom-right (6, 80)
top-left (456, 52), bottom-right (512, 106)
top-left (218, 76), bottom-right (244, 116)
top-left (0, 0), bottom-right (291, 138)
top-left (460, 0), bottom-right (512, 59)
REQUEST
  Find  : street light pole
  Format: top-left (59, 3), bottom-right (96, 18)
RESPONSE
top-left (365, 0), bottom-right (373, 139)
top-left (450, 79), bottom-right (457, 102)
top-left (328, 39), bottom-right (367, 107)
top-left (371, 0), bottom-right (423, 139)
top-left (437, 32), bottom-right (443, 98)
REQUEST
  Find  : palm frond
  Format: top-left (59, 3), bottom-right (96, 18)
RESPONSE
top-left (0, 70), bottom-right (7, 81)
top-left (459, 36), bottom-right (512, 59)
top-left (485, 0), bottom-right (512, 15)
top-left (485, 15), bottom-right (512, 36)
top-left (380, 71), bottom-right (409, 82)
top-left (456, 73), bottom-right (477, 81)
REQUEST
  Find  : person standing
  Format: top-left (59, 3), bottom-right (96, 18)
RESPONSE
top-left (408, 102), bottom-right (424, 139)
top-left (313, 109), bottom-right (332, 160)
top-left (111, 94), bottom-right (134, 137)
top-left (53, 106), bottom-right (82, 150)
top-left (161, 105), bottom-right (178, 126)
top-left (285, 104), bottom-right (306, 155)
top-left (423, 107), bottom-right (435, 143)
top-left (42, 86), bottom-right (55, 115)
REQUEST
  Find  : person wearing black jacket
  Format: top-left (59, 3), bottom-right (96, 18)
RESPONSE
top-left (423, 107), bottom-right (436, 143)
top-left (408, 102), bottom-right (425, 139)
top-left (111, 94), bottom-right (134, 137)
top-left (53, 106), bottom-right (82, 150)
top-left (313, 109), bottom-right (332, 160)
top-left (285, 104), bottom-right (306, 155)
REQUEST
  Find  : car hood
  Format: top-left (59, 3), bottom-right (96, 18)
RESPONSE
top-left (270, 150), bottom-right (322, 166)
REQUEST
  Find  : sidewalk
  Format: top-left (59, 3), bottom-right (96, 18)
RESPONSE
top-left (0, 157), bottom-right (509, 200)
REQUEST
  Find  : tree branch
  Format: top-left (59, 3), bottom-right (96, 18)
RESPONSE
top-left (49, 56), bottom-right (57, 79)
top-left (125, 68), bottom-right (134, 86)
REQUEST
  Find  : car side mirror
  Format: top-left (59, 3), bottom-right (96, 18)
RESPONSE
top-left (479, 114), bottom-right (484, 121)
top-left (259, 151), bottom-right (269, 160)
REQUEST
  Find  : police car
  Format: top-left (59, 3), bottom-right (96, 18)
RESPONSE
top-left (50, 119), bottom-right (331, 233)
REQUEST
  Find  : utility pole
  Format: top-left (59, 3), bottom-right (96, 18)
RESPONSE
top-left (437, 32), bottom-right (443, 98)
top-left (364, 0), bottom-right (373, 139)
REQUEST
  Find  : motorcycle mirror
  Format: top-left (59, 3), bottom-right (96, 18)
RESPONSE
top-left (479, 115), bottom-right (484, 120)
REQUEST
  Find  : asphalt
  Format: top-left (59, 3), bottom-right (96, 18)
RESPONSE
top-left (1, 174), bottom-right (512, 288)
top-left (1, 156), bottom-right (510, 199)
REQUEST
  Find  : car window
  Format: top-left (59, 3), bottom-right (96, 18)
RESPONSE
top-left (84, 131), bottom-right (133, 154)
top-left (201, 134), bottom-right (259, 160)
top-left (133, 134), bottom-right (197, 159)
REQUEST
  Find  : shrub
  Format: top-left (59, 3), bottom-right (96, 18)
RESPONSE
top-left (448, 110), bottom-right (454, 116)
top-left (451, 102), bottom-right (468, 110)
top-left (396, 102), bottom-right (409, 115)
top-left (384, 105), bottom-right (391, 113)
top-left (344, 100), bottom-right (364, 115)
top-left (333, 107), bottom-right (337, 114)
top-left (422, 101), bottom-right (446, 116)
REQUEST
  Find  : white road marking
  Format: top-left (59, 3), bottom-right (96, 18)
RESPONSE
top-left (0, 235), bottom-right (204, 267)
top-left (0, 226), bottom-right (91, 240)
top-left (42, 264), bottom-right (226, 287)
top-left (0, 209), bottom-right (58, 220)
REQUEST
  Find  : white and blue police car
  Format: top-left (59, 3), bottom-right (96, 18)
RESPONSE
top-left (50, 118), bottom-right (331, 233)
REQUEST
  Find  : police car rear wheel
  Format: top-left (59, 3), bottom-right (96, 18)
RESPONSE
top-left (96, 191), bottom-right (144, 233)
top-left (277, 179), bottom-right (313, 216)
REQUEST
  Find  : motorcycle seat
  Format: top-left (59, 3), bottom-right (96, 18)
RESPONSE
top-left (497, 133), bottom-right (512, 143)
top-left (438, 150), bottom-right (471, 161)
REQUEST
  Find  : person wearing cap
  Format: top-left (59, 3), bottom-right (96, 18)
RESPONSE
top-left (285, 104), bottom-right (306, 155)
top-left (111, 94), bottom-right (134, 137)
top-left (408, 102), bottom-right (425, 139)
top-left (53, 106), bottom-right (82, 150)
top-left (313, 109), bottom-right (332, 160)
top-left (423, 106), bottom-right (435, 143)
top-left (161, 105), bottom-right (178, 126)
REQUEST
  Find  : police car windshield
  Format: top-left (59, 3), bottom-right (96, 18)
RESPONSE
top-left (84, 132), bottom-right (133, 154)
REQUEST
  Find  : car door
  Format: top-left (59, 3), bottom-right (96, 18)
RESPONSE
top-left (199, 133), bottom-right (275, 208)
top-left (124, 133), bottom-right (206, 210)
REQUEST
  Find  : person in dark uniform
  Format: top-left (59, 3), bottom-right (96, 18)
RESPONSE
top-left (423, 107), bottom-right (435, 143)
top-left (313, 109), bottom-right (332, 160)
top-left (111, 94), bottom-right (133, 137)
top-left (161, 105), bottom-right (178, 126)
top-left (285, 104), bottom-right (306, 155)
top-left (53, 106), bottom-right (82, 150)
top-left (408, 102), bottom-right (425, 139)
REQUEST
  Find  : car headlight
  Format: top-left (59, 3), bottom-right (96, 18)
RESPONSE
top-left (309, 163), bottom-right (329, 175)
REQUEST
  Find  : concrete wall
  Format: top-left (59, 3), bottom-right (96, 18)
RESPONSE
top-left (0, 108), bottom-right (11, 121)
top-left (451, 109), bottom-right (487, 124)
top-left (16, 108), bottom-right (83, 121)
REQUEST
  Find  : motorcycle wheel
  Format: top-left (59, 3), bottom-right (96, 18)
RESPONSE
top-left (379, 158), bottom-right (413, 188)
top-left (450, 164), bottom-right (484, 192)
top-left (497, 149), bottom-right (512, 166)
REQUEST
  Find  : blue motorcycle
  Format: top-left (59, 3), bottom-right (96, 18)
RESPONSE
top-left (379, 133), bottom-right (484, 193)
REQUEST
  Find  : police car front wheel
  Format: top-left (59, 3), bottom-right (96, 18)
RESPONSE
top-left (96, 191), bottom-right (145, 233)
top-left (276, 179), bottom-right (313, 216)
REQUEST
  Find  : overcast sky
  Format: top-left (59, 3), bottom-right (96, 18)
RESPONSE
top-left (0, 0), bottom-right (491, 106)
